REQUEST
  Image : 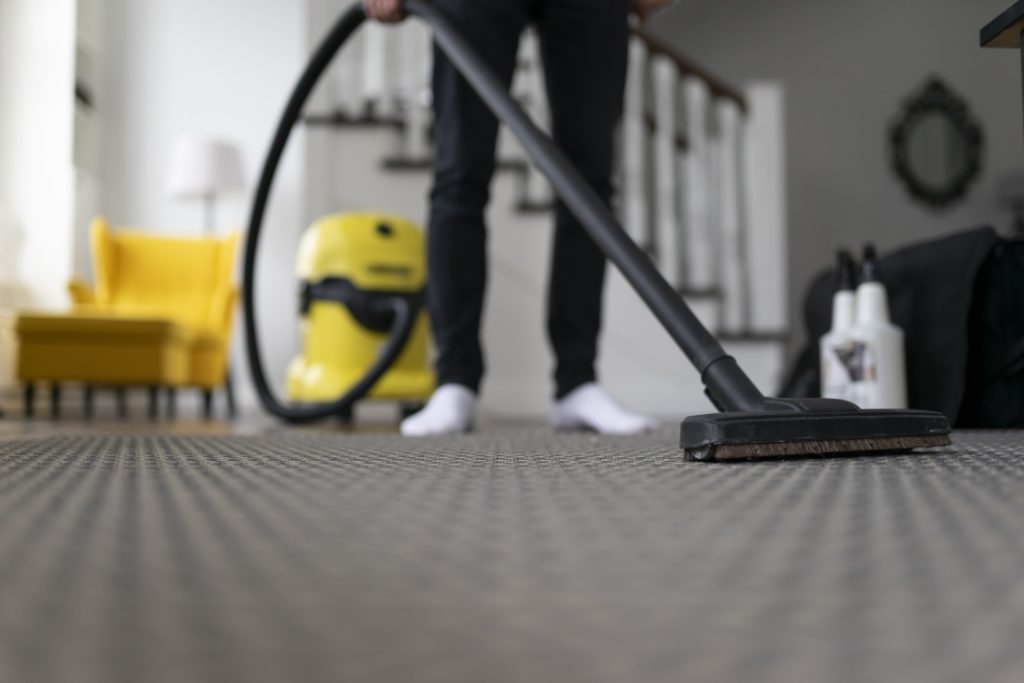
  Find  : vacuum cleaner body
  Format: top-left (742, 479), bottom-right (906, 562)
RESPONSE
top-left (287, 212), bottom-right (434, 405)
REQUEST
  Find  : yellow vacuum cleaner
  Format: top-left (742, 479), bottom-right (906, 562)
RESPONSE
top-left (286, 212), bottom-right (432, 419)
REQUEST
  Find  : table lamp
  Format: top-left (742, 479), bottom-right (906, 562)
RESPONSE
top-left (166, 137), bottom-right (245, 235)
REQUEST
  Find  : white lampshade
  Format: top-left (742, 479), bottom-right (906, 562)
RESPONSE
top-left (166, 137), bottom-right (245, 200)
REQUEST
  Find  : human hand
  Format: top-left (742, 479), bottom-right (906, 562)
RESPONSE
top-left (363, 0), bottom-right (405, 23)
top-left (631, 0), bottom-right (673, 23)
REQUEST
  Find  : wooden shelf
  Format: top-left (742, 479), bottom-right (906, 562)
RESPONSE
top-left (981, 1), bottom-right (1024, 48)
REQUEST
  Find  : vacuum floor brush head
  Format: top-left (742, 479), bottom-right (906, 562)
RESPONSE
top-left (681, 408), bottom-right (952, 462)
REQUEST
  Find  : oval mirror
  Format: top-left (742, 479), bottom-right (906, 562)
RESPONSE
top-left (890, 78), bottom-right (983, 209)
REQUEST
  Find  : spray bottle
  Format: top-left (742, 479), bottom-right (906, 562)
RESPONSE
top-left (847, 245), bottom-right (907, 409)
top-left (820, 250), bottom-right (858, 401)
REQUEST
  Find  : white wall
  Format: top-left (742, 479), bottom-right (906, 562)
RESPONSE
top-left (0, 0), bottom-right (77, 308)
top-left (652, 0), bottom-right (1021, 352)
top-left (99, 0), bottom-right (311, 404)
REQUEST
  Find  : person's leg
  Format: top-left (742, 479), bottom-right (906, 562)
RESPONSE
top-left (537, 0), bottom-right (657, 433)
top-left (403, 0), bottom-right (528, 436)
top-left (535, 0), bottom-right (630, 399)
top-left (427, 0), bottom-right (527, 393)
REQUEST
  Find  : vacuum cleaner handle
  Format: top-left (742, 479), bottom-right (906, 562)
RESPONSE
top-left (402, 0), bottom-right (765, 412)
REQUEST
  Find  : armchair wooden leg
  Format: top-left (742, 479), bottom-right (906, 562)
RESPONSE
top-left (225, 369), bottom-right (237, 419)
top-left (50, 384), bottom-right (61, 420)
top-left (166, 388), bottom-right (177, 419)
top-left (116, 387), bottom-right (128, 419)
top-left (84, 385), bottom-right (95, 419)
top-left (148, 386), bottom-right (159, 421)
top-left (24, 383), bottom-right (35, 419)
top-left (202, 390), bottom-right (214, 420)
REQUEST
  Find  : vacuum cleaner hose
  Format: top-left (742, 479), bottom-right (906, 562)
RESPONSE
top-left (243, 4), bottom-right (419, 423)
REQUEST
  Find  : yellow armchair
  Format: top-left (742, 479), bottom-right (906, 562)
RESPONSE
top-left (75, 217), bottom-right (240, 391)
top-left (16, 218), bottom-right (240, 419)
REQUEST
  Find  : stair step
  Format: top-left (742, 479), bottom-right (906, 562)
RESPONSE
top-left (303, 111), bottom-right (404, 129)
top-left (717, 330), bottom-right (789, 343)
top-left (678, 286), bottom-right (722, 300)
top-left (380, 156), bottom-right (533, 175)
top-left (513, 199), bottom-right (555, 214)
top-left (380, 157), bottom-right (433, 171)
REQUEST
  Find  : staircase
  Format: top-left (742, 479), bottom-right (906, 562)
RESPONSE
top-left (299, 4), bottom-right (789, 419)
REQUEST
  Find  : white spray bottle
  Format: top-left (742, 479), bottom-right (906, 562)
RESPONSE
top-left (847, 245), bottom-right (907, 409)
top-left (820, 250), bottom-right (858, 401)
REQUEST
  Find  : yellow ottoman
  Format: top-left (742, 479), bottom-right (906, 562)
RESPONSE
top-left (15, 313), bottom-right (191, 417)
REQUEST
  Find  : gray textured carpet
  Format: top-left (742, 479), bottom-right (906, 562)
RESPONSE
top-left (0, 429), bottom-right (1022, 683)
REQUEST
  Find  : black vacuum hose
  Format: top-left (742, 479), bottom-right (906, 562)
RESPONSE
top-left (244, 4), bottom-right (421, 423)
top-left (244, 0), bottom-right (768, 422)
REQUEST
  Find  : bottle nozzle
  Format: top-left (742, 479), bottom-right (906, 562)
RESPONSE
top-left (835, 249), bottom-right (857, 292)
top-left (862, 244), bottom-right (879, 282)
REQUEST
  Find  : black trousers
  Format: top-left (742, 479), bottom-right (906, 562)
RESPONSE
top-left (428, 0), bottom-right (630, 399)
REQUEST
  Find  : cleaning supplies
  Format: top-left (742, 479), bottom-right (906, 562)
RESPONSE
top-left (846, 245), bottom-right (908, 409)
top-left (820, 250), bottom-right (858, 401)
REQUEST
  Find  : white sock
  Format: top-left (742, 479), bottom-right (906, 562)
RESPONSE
top-left (400, 384), bottom-right (477, 437)
top-left (551, 383), bottom-right (659, 435)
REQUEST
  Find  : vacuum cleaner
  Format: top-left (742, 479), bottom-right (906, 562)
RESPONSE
top-left (243, 0), bottom-right (952, 460)
top-left (286, 212), bottom-right (433, 418)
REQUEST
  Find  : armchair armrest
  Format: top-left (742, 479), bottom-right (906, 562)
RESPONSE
top-left (67, 279), bottom-right (96, 308)
top-left (209, 285), bottom-right (240, 337)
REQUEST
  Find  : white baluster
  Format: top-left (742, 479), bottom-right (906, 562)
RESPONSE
top-left (307, 1), bottom-right (344, 215)
top-left (399, 22), bottom-right (432, 161)
top-left (681, 76), bottom-right (715, 293)
top-left (332, 25), bottom-right (366, 118)
top-left (652, 56), bottom-right (682, 289)
top-left (622, 38), bottom-right (648, 246)
top-left (743, 82), bottom-right (787, 333)
top-left (706, 121), bottom-right (722, 285)
top-left (715, 99), bottom-right (747, 334)
top-left (362, 23), bottom-right (393, 118)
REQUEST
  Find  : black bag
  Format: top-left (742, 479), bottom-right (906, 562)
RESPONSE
top-left (959, 239), bottom-right (1024, 427)
top-left (781, 226), bottom-right (1024, 427)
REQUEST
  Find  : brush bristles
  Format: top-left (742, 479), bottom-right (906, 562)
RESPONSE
top-left (687, 434), bottom-right (952, 462)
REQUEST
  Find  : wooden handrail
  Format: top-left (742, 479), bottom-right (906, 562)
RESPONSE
top-left (631, 25), bottom-right (748, 113)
